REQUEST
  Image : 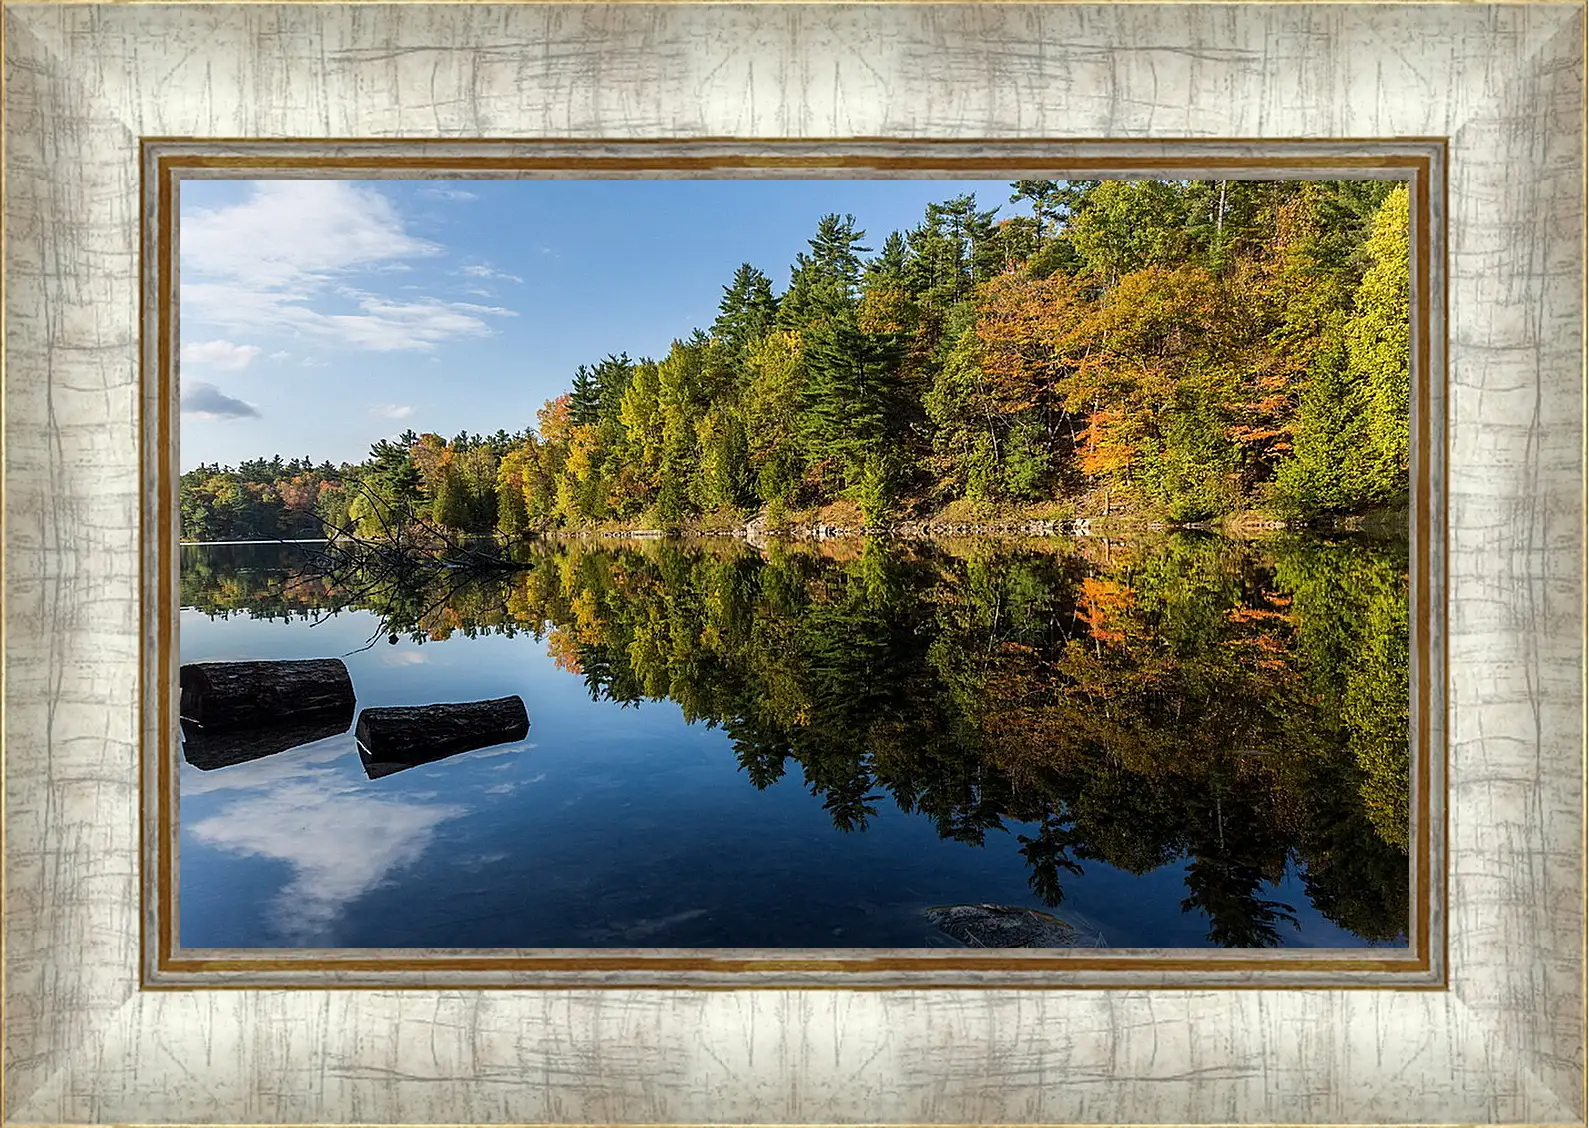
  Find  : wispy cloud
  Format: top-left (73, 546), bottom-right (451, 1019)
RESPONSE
top-left (460, 263), bottom-right (524, 284)
top-left (180, 181), bottom-right (515, 354)
top-left (418, 186), bottom-right (479, 202)
top-left (268, 350), bottom-right (291, 361)
top-left (371, 403), bottom-right (416, 421)
top-left (181, 381), bottom-right (260, 420)
top-left (181, 339), bottom-right (262, 371)
top-left (183, 180), bottom-right (439, 286)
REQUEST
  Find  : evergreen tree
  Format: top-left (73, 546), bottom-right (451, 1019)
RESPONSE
top-left (568, 364), bottom-right (602, 426)
top-left (590, 353), bottom-right (635, 421)
top-left (865, 231), bottom-right (910, 285)
top-left (778, 213), bottom-right (870, 329)
top-left (712, 264), bottom-right (779, 354)
top-left (799, 317), bottom-right (907, 487)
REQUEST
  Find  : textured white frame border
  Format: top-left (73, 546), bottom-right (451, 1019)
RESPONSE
top-left (3, 3), bottom-right (1583, 1124)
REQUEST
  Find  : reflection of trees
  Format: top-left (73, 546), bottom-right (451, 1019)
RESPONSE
top-left (186, 532), bottom-right (1411, 947)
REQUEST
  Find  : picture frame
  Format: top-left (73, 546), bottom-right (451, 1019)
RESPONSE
top-left (145, 137), bottom-right (1447, 990)
top-left (4, 2), bottom-right (1583, 1124)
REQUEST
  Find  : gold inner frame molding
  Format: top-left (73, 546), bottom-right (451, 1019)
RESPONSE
top-left (140, 139), bottom-right (1448, 990)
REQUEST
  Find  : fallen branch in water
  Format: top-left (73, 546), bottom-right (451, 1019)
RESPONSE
top-left (267, 482), bottom-right (533, 650)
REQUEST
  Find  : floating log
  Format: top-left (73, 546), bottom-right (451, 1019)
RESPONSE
top-left (180, 703), bottom-right (355, 771)
top-left (355, 695), bottom-right (529, 779)
top-left (179, 659), bottom-right (355, 732)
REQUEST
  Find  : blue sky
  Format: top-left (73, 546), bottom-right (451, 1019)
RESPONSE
top-left (178, 178), bottom-right (1032, 471)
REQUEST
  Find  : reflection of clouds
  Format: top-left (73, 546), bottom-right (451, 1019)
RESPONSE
top-left (454, 851), bottom-right (508, 874)
top-left (179, 732), bottom-right (352, 796)
top-left (483, 771), bottom-right (547, 796)
top-left (189, 781), bottom-right (466, 945)
top-left (377, 650), bottom-right (429, 667)
top-left (473, 741), bottom-right (536, 760)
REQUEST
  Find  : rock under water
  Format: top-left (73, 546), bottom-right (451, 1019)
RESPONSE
top-left (924, 903), bottom-right (1107, 948)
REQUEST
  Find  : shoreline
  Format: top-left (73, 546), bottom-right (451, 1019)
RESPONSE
top-left (180, 510), bottom-right (1407, 550)
top-left (557, 513), bottom-right (1405, 545)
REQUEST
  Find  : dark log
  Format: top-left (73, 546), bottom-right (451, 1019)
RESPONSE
top-left (355, 695), bottom-right (529, 779)
top-left (179, 659), bottom-right (355, 731)
top-left (180, 703), bottom-right (355, 772)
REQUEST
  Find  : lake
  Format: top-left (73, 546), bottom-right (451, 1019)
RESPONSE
top-left (178, 532), bottom-right (1411, 950)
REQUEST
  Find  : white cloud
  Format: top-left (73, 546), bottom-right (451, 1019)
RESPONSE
top-left (268, 350), bottom-right (291, 361)
top-left (181, 381), bottom-right (260, 420)
top-left (418, 186), bottom-right (479, 202)
top-left (181, 339), bottom-right (262, 371)
top-left (184, 180), bottom-right (438, 285)
top-left (459, 263), bottom-right (524, 284)
top-left (371, 403), bottom-right (415, 421)
top-left (180, 180), bottom-right (515, 354)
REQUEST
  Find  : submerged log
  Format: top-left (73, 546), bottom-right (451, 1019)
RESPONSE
top-left (925, 904), bottom-right (1105, 948)
top-left (179, 659), bottom-right (355, 731)
top-left (355, 695), bottom-right (530, 779)
top-left (180, 703), bottom-right (355, 771)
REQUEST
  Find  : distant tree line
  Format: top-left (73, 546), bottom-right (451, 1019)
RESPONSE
top-left (180, 179), bottom-right (1411, 542)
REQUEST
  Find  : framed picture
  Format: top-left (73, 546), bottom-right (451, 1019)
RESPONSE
top-left (4, 3), bottom-right (1582, 1125)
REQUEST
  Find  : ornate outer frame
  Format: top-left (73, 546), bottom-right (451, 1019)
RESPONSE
top-left (3, 3), bottom-right (1584, 1125)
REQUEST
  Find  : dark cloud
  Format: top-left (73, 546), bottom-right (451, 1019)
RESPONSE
top-left (181, 381), bottom-right (260, 420)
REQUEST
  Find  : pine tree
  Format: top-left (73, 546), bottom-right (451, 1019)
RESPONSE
top-left (865, 232), bottom-right (910, 285)
top-left (799, 318), bottom-right (906, 487)
top-left (568, 364), bottom-right (602, 426)
top-left (590, 353), bottom-right (635, 420)
top-left (778, 214), bottom-right (870, 329)
top-left (712, 264), bottom-right (778, 354)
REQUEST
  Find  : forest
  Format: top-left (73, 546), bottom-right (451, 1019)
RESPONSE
top-left (179, 178), bottom-right (1411, 543)
top-left (183, 532), bottom-right (1411, 946)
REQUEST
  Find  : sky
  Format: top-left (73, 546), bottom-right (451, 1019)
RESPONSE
top-left (177, 177), bottom-right (1033, 471)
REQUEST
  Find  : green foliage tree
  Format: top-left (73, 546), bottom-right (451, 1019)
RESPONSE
top-left (431, 466), bottom-right (472, 530)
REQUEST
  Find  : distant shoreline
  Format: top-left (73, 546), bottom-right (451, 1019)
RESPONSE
top-left (179, 538), bottom-right (328, 546)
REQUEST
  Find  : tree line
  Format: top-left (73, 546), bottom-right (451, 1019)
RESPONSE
top-left (181, 178), bottom-right (1411, 542)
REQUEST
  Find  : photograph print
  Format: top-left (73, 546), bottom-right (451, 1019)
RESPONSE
top-left (175, 175), bottom-right (1413, 951)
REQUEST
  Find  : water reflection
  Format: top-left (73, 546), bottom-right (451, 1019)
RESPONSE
top-left (180, 531), bottom-right (1411, 948)
top-left (181, 708), bottom-right (355, 771)
top-left (186, 772), bottom-right (469, 945)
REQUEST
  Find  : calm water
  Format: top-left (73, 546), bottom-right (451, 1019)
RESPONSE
top-left (178, 533), bottom-right (1411, 950)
